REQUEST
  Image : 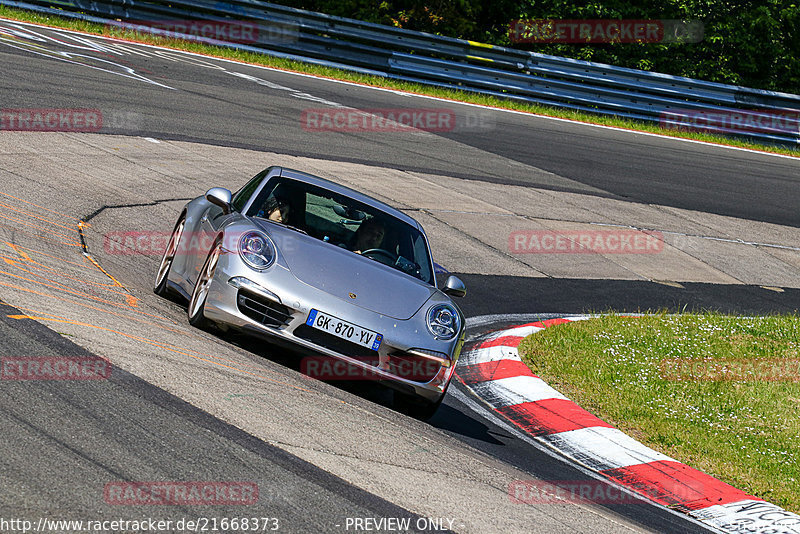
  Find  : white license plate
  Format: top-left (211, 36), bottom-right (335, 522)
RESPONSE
top-left (306, 309), bottom-right (382, 351)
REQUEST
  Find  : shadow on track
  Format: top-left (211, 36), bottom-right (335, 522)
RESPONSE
top-left (455, 274), bottom-right (800, 317)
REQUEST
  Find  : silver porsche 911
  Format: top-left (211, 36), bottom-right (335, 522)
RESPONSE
top-left (154, 166), bottom-right (466, 418)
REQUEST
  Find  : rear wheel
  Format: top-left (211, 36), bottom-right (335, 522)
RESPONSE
top-left (154, 214), bottom-right (185, 298)
top-left (188, 239), bottom-right (221, 330)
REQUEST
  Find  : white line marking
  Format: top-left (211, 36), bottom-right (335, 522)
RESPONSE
top-left (462, 344), bottom-right (521, 365)
top-left (498, 325), bottom-right (545, 338)
top-left (449, 385), bottom-right (717, 531)
top-left (0, 36), bottom-right (174, 89)
top-left (589, 222), bottom-right (800, 252)
top-left (691, 499), bottom-right (800, 534)
top-left (541, 427), bottom-right (676, 471)
top-left (2, 17), bottom-right (798, 161)
top-left (470, 375), bottom-right (567, 406)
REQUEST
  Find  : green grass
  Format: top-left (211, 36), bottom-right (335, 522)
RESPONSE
top-left (518, 313), bottom-right (800, 513)
top-left (1, 5), bottom-right (799, 158)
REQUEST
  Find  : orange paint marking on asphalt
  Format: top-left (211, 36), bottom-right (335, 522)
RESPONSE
top-left (1, 255), bottom-right (131, 300)
top-left (81, 251), bottom-right (138, 307)
top-left (0, 212), bottom-right (80, 243)
top-left (0, 266), bottom-right (138, 310)
top-left (8, 309), bottom-right (311, 393)
top-left (0, 208), bottom-right (79, 238)
top-left (80, 252), bottom-right (124, 289)
top-left (0, 194), bottom-right (130, 306)
top-left (0, 190), bottom-right (86, 224)
top-left (3, 242), bottom-right (120, 289)
top-left (0, 196), bottom-right (301, 383)
top-left (0, 278), bottom-right (296, 377)
top-left (0, 219), bottom-right (82, 247)
top-left (0, 234), bottom-right (138, 308)
top-left (4, 243), bottom-right (31, 261)
top-left (75, 221), bottom-right (139, 308)
top-left (0, 278), bottom-right (181, 330)
top-left (7, 243), bottom-right (95, 269)
top-left (0, 199), bottom-right (81, 233)
top-left (0, 279), bottom-right (186, 336)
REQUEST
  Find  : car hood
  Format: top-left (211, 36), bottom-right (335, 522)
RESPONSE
top-left (256, 221), bottom-right (436, 320)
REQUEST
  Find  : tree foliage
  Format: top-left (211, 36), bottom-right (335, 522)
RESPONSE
top-left (277, 0), bottom-right (800, 94)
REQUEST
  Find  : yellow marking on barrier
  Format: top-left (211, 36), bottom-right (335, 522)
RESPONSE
top-left (466, 55), bottom-right (494, 63)
top-left (467, 40), bottom-right (495, 49)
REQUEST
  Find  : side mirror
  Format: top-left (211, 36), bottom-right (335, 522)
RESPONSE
top-left (206, 187), bottom-right (232, 215)
top-left (442, 275), bottom-right (466, 298)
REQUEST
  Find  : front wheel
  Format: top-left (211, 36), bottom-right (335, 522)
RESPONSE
top-left (188, 240), bottom-right (221, 330)
top-left (154, 214), bottom-right (185, 297)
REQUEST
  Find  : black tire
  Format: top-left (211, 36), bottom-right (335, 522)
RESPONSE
top-left (187, 239), bottom-right (221, 330)
top-left (154, 214), bottom-right (186, 298)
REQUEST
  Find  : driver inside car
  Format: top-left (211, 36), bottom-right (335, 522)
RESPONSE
top-left (351, 217), bottom-right (386, 254)
top-left (256, 196), bottom-right (290, 224)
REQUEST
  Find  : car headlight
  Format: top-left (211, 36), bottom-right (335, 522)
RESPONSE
top-left (426, 304), bottom-right (461, 340)
top-left (239, 231), bottom-right (276, 270)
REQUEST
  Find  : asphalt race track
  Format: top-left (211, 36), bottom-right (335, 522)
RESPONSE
top-left (1, 18), bottom-right (799, 534)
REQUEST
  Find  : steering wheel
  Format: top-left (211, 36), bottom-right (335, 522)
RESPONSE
top-left (361, 248), bottom-right (397, 265)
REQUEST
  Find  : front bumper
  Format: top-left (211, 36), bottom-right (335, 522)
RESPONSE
top-left (202, 252), bottom-right (463, 403)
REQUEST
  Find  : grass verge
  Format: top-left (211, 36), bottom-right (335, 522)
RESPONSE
top-left (518, 313), bottom-right (800, 513)
top-left (1, 5), bottom-right (798, 157)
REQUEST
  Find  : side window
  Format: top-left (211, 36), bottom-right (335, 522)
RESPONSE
top-left (232, 171), bottom-right (267, 212)
top-left (411, 233), bottom-right (433, 284)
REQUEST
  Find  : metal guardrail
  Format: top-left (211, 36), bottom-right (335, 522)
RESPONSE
top-left (3, 0), bottom-right (799, 146)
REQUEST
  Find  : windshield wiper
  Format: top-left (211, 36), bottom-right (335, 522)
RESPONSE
top-left (285, 223), bottom-right (308, 235)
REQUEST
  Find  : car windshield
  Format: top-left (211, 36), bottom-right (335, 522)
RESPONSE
top-left (247, 177), bottom-right (435, 284)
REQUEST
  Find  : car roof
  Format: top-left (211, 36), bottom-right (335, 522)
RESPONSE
top-left (277, 167), bottom-right (423, 231)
